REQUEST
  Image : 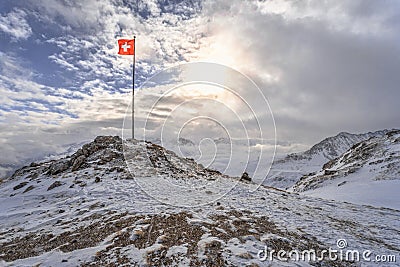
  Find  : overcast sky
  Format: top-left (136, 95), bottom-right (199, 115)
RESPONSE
top-left (1, 0), bottom-right (399, 177)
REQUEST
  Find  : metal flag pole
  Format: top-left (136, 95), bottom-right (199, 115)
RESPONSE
top-left (132, 35), bottom-right (136, 140)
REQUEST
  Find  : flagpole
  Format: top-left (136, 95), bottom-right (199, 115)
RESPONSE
top-left (132, 35), bottom-right (136, 140)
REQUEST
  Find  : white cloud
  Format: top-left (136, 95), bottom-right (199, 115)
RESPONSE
top-left (0, 8), bottom-right (32, 40)
top-left (40, 0), bottom-right (208, 81)
top-left (189, 0), bottom-right (400, 144)
top-left (0, 52), bottom-right (131, 177)
top-left (1, 0), bottom-right (399, 178)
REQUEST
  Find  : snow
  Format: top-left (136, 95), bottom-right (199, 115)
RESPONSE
top-left (5, 246), bottom-right (106, 267)
top-left (303, 176), bottom-right (400, 210)
top-left (0, 136), bottom-right (399, 266)
top-left (291, 130), bottom-right (400, 210)
top-left (264, 130), bottom-right (390, 189)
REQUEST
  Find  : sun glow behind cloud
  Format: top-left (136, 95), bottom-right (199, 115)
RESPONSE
top-left (0, 0), bottom-right (399, 178)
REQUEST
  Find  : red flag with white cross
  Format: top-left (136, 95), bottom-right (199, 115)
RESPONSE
top-left (118, 37), bottom-right (136, 139)
top-left (118, 39), bottom-right (135, 55)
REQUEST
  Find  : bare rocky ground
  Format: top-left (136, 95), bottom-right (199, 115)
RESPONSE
top-left (0, 136), bottom-right (399, 266)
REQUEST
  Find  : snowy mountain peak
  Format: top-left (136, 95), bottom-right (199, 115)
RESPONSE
top-left (291, 130), bottom-right (400, 209)
top-left (294, 129), bottom-right (390, 161)
top-left (265, 129), bottom-right (392, 189)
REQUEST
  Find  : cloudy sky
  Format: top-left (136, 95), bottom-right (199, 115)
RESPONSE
top-left (1, 0), bottom-right (399, 177)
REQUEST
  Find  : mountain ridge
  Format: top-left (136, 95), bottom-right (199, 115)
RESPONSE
top-left (290, 129), bottom-right (400, 209)
top-left (265, 129), bottom-right (393, 189)
top-left (1, 135), bottom-right (400, 266)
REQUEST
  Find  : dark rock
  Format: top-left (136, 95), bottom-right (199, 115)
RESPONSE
top-left (27, 172), bottom-right (39, 180)
top-left (100, 151), bottom-right (119, 163)
top-left (48, 181), bottom-right (63, 191)
top-left (386, 130), bottom-right (400, 137)
top-left (13, 181), bottom-right (28, 190)
top-left (48, 159), bottom-right (70, 175)
top-left (23, 185), bottom-right (35, 193)
top-left (324, 169), bottom-right (337, 175)
top-left (322, 159), bottom-right (336, 170)
top-left (29, 162), bottom-right (40, 167)
top-left (71, 155), bottom-right (86, 171)
top-left (240, 172), bottom-right (251, 182)
top-left (95, 177), bottom-right (101, 183)
top-left (207, 169), bottom-right (221, 175)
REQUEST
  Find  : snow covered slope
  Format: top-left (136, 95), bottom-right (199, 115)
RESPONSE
top-left (1, 136), bottom-right (399, 266)
top-left (265, 130), bottom-right (390, 189)
top-left (291, 130), bottom-right (400, 209)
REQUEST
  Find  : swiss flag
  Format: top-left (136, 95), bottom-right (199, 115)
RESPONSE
top-left (118, 39), bottom-right (135, 55)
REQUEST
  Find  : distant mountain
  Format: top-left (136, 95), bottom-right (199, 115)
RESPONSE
top-left (291, 130), bottom-right (400, 209)
top-left (265, 129), bottom-right (390, 189)
top-left (177, 137), bottom-right (195, 146)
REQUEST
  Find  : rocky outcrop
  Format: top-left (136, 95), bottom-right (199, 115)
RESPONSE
top-left (68, 136), bottom-right (123, 172)
top-left (266, 129), bottom-right (392, 189)
top-left (292, 130), bottom-right (400, 192)
top-left (8, 136), bottom-right (125, 182)
top-left (47, 159), bottom-right (70, 175)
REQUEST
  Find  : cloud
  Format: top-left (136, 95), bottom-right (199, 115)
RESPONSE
top-left (189, 0), bottom-right (400, 144)
top-left (1, 0), bottom-right (399, 178)
top-left (0, 52), bottom-right (130, 177)
top-left (0, 8), bottom-right (32, 40)
top-left (33, 0), bottom-right (208, 88)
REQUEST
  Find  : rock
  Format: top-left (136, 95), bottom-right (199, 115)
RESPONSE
top-left (322, 159), bottom-right (336, 170)
top-left (23, 185), bottom-right (35, 193)
top-left (47, 181), bottom-right (63, 191)
top-left (27, 172), bottom-right (39, 180)
top-left (48, 159), bottom-right (70, 175)
top-left (240, 172), bottom-right (251, 182)
top-left (29, 162), bottom-right (40, 167)
top-left (13, 181), bottom-right (28, 190)
top-left (95, 177), bottom-right (101, 183)
top-left (238, 252), bottom-right (253, 259)
top-left (324, 169), bottom-right (337, 175)
top-left (71, 155), bottom-right (86, 171)
top-left (101, 151), bottom-right (119, 163)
